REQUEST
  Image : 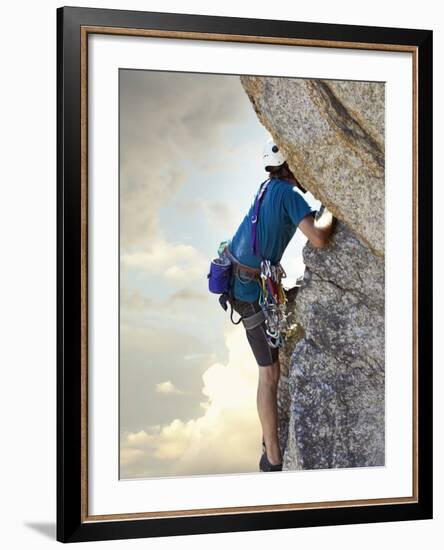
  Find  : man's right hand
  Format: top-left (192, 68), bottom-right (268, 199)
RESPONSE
top-left (298, 207), bottom-right (335, 249)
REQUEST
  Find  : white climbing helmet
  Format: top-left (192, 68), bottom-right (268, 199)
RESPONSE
top-left (262, 137), bottom-right (285, 170)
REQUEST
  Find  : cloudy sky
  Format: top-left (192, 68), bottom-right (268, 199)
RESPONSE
top-left (119, 69), bottom-right (319, 480)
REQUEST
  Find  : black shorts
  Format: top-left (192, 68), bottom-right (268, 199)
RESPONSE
top-left (230, 297), bottom-right (279, 367)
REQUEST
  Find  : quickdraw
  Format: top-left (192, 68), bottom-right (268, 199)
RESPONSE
top-left (258, 260), bottom-right (289, 348)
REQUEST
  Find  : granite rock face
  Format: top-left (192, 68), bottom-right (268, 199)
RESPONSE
top-left (240, 76), bottom-right (385, 256)
top-left (279, 222), bottom-right (385, 469)
top-left (240, 76), bottom-right (385, 470)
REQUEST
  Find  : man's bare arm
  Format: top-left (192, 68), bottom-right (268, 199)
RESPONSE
top-left (298, 208), bottom-right (335, 248)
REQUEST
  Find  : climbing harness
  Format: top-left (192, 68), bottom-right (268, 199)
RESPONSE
top-left (207, 177), bottom-right (297, 346)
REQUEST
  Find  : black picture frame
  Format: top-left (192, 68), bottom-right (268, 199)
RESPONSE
top-left (57, 5), bottom-right (433, 543)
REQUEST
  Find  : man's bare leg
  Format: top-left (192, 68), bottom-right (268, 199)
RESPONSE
top-left (257, 359), bottom-right (282, 465)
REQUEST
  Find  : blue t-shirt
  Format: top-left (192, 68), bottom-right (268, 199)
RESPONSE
top-left (229, 177), bottom-right (316, 302)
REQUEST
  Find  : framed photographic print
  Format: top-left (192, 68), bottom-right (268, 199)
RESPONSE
top-left (56, 6), bottom-right (433, 543)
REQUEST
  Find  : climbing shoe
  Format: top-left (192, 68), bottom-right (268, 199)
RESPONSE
top-left (259, 451), bottom-right (283, 472)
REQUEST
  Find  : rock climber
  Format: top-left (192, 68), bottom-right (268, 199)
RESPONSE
top-left (226, 137), bottom-right (335, 472)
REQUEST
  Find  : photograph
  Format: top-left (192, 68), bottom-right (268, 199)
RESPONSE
top-left (0, 0), bottom-right (440, 544)
top-left (56, 7), bottom-right (432, 541)
top-left (118, 69), bottom-right (385, 479)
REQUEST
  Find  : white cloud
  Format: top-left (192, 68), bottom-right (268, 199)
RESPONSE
top-left (181, 198), bottom-right (238, 233)
top-left (184, 352), bottom-right (211, 362)
top-left (120, 325), bottom-right (263, 478)
top-left (121, 239), bottom-right (208, 284)
top-left (120, 287), bottom-right (152, 311)
top-left (119, 71), bottom-right (250, 252)
top-left (155, 381), bottom-right (184, 395)
top-left (120, 448), bottom-right (145, 468)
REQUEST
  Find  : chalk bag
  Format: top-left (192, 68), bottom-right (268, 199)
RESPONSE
top-left (207, 257), bottom-right (232, 294)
